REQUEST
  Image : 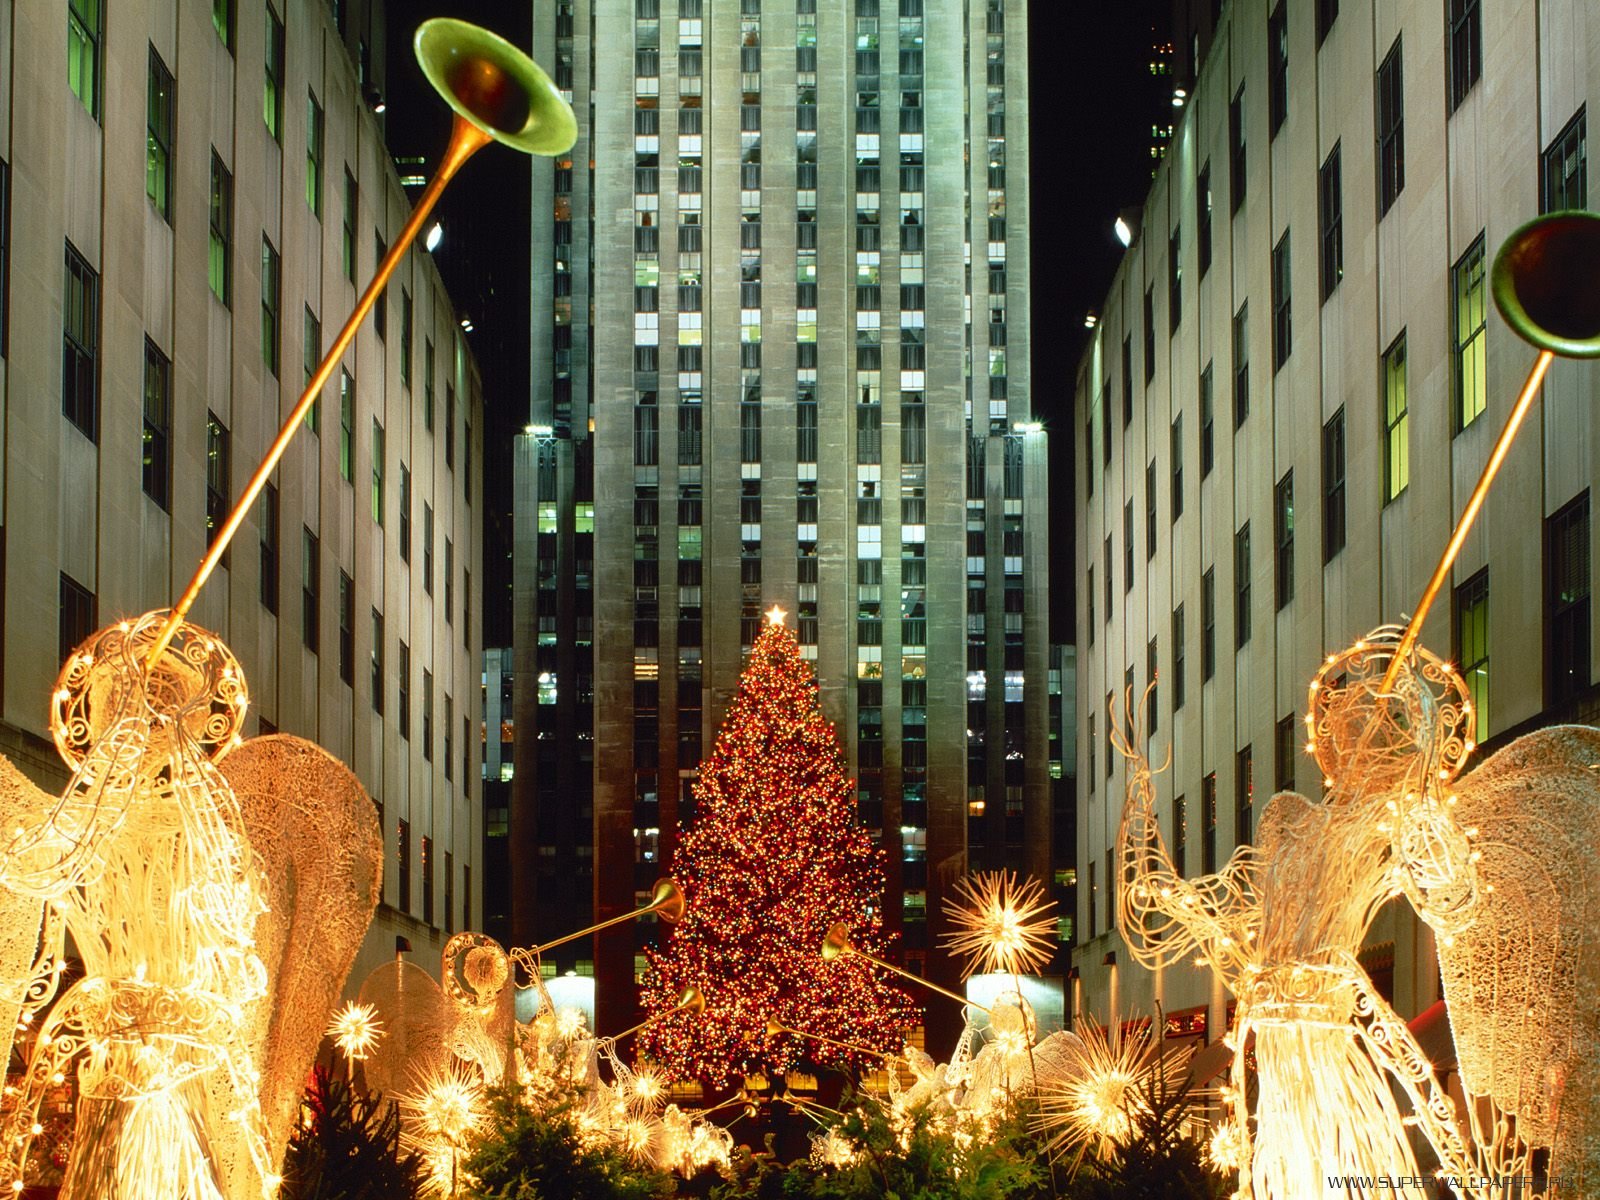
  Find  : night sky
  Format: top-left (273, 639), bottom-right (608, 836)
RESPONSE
top-left (382, 0), bottom-right (1170, 647)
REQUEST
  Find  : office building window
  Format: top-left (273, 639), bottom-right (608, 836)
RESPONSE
top-left (1234, 522), bottom-right (1251, 648)
top-left (1087, 567), bottom-right (1095, 641)
top-left (59, 573), bottom-right (96, 664)
top-left (1124, 499), bottom-right (1134, 594)
top-left (1448, 0), bottom-right (1481, 111)
top-left (444, 695), bottom-right (454, 781)
top-left (1122, 338), bottom-right (1133, 427)
top-left (1236, 745), bottom-right (1254, 844)
top-left (1317, 0), bottom-right (1337, 45)
top-left (68, 0), bottom-right (101, 119)
top-left (397, 819), bottom-right (410, 913)
top-left (342, 170), bottom-right (357, 282)
top-left (370, 419), bottom-right (385, 525)
top-left (1271, 230), bottom-right (1291, 370)
top-left (1454, 569), bottom-right (1489, 744)
top-left (445, 540), bottom-right (454, 624)
top-left (1103, 536), bottom-right (1112, 620)
top-left (206, 414), bottom-right (230, 549)
top-left (1322, 407), bottom-right (1346, 561)
top-left (1201, 567), bottom-right (1216, 681)
top-left (1546, 492), bottom-right (1591, 710)
top-left (259, 484), bottom-right (279, 614)
top-left (1168, 227), bottom-right (1182, 333)
top-left (1377, 38), bottom-right (1404, 215)
top-left (1319, 144), bottom-right (1342, 300)
top-left (444, 850), bottom-right (453, 935)
top-left (1143, 287), bottom-right (1156, 382)
top-left (371, 609), bottom-right (385, 714)
top-left (147, 49), bottom-right (174, 221)
top-left (1384, 333), bottom-right (1409, 501)
top-left (424, 504), bottom-right (434, 595)
top-left (399, 465), bottom-right (411, 561)
top-left (1229, 83), bottom-right (1246, 214)
top-left (306, 93), bottom-right (324, 217)
top-left (1173, 793), bottom-right (1188, 876)
top-left (1232, 303), bottom-right (1249, 428)
top-left (303, 305), bottom-right (321, 389)
top-left (1170, 414), bottom-right (1183, 522)
top-left (1172, 604), bottom-right (1186, 711)
top-left (1276, 713), bottom-right (1297, 793)
top-left (1146, 461), bottom-right (1157, 560)
top-left (1200, 362), bottom-right (1214, 477)
top-left (1274, 471), bottom-right (1294, 610)
top-left (1268, 2), bottom-right (1288, 136)
top-left (1202, 772), bottom-right (1217, 872)
top-left (336, 571), bottom-right (353, 684)
top-left (0, 160), bottom-right (9, 357)
top-left (213, 0), bottom-right (234, 50)
top-left (63, 242), bottom-right (98, 440)
top-left (1196, 161), bottom-right (1213, 278)
top-left (421, 835), bottom-right (434, 925)
top-left (209, 154), bottom-right (232, 305)
top-left (339, 371), bottom-right (354, 481)
top-left (264, 6), bottom-right (285, 141)
top-left (446, 386), bottom-right (456, 466)
top-left (1453, 234), bottom-right (1488, 432)
top-left (301, 528), bottom-right (320, 652)
top-left (142, 341), bottom-right (170, 509)
top-left (397, 642), bottom-right (410, 739)
top-left (1543, 108), bottom-right (1587, 214)
top-left (373, 234), bottom-right (387, 338)
top-left (261, 237), bottom-right (280, 377)
top-left (422, 671), bottom-right (433, 761)
top-left (1147, 637), bottom-right (1159, 735)
top-left (424, 339), bottom-right (435, 429)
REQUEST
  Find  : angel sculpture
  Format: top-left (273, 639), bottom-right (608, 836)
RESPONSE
top-left (0, 613), bottom-right (382, 1199)
top-left (1117, 626), bottom-right (1600, 1200)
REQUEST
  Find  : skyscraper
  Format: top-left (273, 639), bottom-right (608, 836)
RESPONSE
top-left (517, 0), bottom-right (1051, 1045)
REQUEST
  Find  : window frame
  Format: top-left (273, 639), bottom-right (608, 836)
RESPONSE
top-left (306, 92), bottom-right (325, 217)
top-left (264, 5), bottom-right (285, 142)
top-left (1274, 470), bottom-right (1294, 610)
top-left (147, 47), bottom-right (175, 222)
top-left (209, 152), bottom-right (233, 307)
top-left (68, 0), bottom-right (102, 120)
top-left (1268, 2), bottom-right (1288, 137)
top-left (1545, 491), bottom-right (1591, 712)
top-left (1453, 568), bottom-right (1489, 744)
top-left (1377, 38), bottom-right (1405, 216)
top-left (1319, 143), bottom-right (1343, 301)
top-left (1452, 233), bottom-right (1488, 433)
top-left (1234, 521), bottom-right (1252, 649)
top-left (1383, 331), bottom-right (1409, 502)
top-left (1322, 407), bottom-right (1347, 561)
top-left (1447, 0), bottom-right (1482, 113)
top-left (1271, 230), bottom-right (1291, 371)
top-left (1542, 107), bottom-right (1587, 214)
top-left (261, 236), bottom-right (281, 377)
top-left (142, 339), bottom-right (171, 509)
top-left (62, 242), bottom-right (99, 441)
top-left (1232, 303), bottom-right (1249, 428)
top-left (1229, 83), bottom-right (1247, 215)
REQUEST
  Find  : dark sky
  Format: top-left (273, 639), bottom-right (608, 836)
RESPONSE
top-left (382, 0), bottom-right (1170, 647)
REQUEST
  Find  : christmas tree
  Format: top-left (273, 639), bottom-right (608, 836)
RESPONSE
top-left (636, 608), bottom-right (917, 1086)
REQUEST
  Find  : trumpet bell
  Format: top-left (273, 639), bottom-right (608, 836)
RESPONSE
top-left (821, 922), bottom-right (852, 961)
top-left (678, 985), bottom-right (707, 1016)
top-left (649, 877), bottom-right (686, 924)
top-left (765, 1017), bottom-right (785, 1038)
top-left (1491, 210), bottom-right (1600, 359)
top-left (414, 19), bottom-right (577, 157)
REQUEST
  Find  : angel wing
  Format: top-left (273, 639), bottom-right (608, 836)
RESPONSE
top-left (215, 734), bottom-right (384, 1186)
top-left (1422, 723), bottom-right (1600, 1191)
top-left (0, 756), bottom-right (52, 1081)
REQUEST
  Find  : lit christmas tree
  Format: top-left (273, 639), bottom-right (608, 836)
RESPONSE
top-left (636, 607), bottom-right (918, 1086)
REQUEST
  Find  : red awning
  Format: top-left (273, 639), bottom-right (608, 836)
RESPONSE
top-left (1406, 999), bottom-right (1456, 1072)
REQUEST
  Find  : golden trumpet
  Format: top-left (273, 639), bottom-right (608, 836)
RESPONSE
top-left (147, 20), bottom-right (576, 667)
top-left (764, 1016), bottom-right (892, 1060)
top-left (527, 877), bottom-right (685, 959)
top-left (1380, 210), bottom-right (1600, 693)
top-left (610, 986), bottom-right (707, 1044)
top-left (820, 921), bottom-right (986, 1013)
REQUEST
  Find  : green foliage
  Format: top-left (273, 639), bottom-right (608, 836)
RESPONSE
top-left (712, 1095), bottom-right (1048, 1200)
top-left (461, 1084), bottom-right (676, 1200)
top-left (280, 1064), bottom-right (427, 1200)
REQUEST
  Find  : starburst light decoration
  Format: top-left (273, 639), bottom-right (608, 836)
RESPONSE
top-left (941, 870), bottom-right (1057, 978)
top-left (328, 1002), bottom-right (385, 1062)
top-left (399, 1060), bottom-right (486, 1195)
top-left (1032, 1018), bottom-right (1171, 1160)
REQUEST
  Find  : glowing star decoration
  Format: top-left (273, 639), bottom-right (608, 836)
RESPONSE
top-left (940, 871), bottom-right (1057, 979)
top-left (1033, 1018), bottom-right (1161, 1160)
top-left (637, 617), bottom-right (916, 1085)
top-left (766, 604), bottom-right (787, 626)
top-left (0, 613), bottom-right (383, 1200)
top-left (399, 1061), bottom-right (486, 1196)
top-left (1115, 625), bottom-right (1600, 1199)
top-left (328, 1002), bottom-right (385, 1062)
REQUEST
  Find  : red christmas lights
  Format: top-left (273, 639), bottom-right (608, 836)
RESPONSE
top-left (636, 617), bottom-right (918, 1086)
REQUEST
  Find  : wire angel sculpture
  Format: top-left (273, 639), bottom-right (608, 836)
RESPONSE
top-left (1115, 626), bottom-right (1600, 1200)
top-left (0, 613), bottom-right (383, 1199)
